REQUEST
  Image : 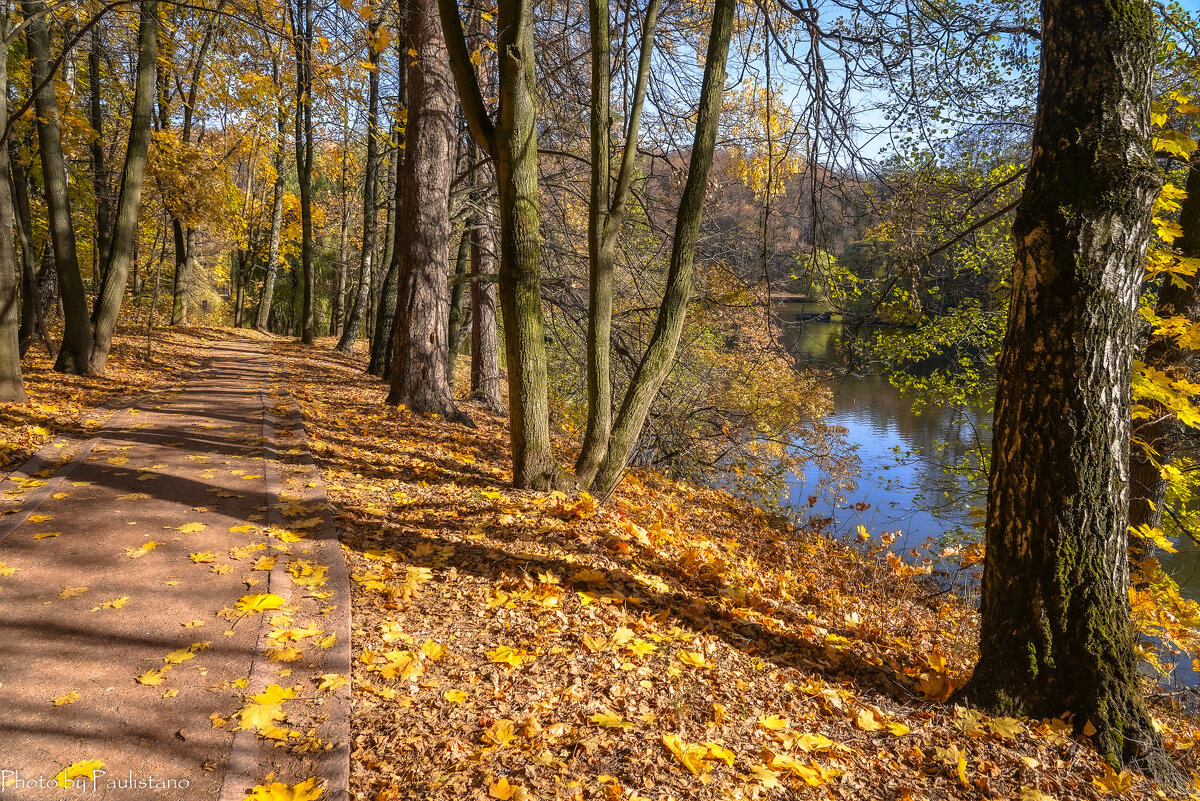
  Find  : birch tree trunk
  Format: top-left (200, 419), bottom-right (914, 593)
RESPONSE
top-left (962, 0), bottom-right (1181, 785)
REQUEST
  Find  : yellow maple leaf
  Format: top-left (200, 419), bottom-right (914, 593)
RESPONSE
top-left (54, 759), bottom-right (104, 788)
top-left (1093, 763), bottom-right (1133, 795)
top-left (855, 709), bottom-right (886, 731)
top-left (177, 522), bottom-right (206, 533)
top-left (444, 688), bottom-right (468, 703)
top-left (135, 667), bottom-right (169, 685)
top-left (52, 690), bottom-right (79, 705)
top-left (886, 721), bottom-right (911, 736)
top-left (236, 594), bottom-right (287, 614)
top-left (589, 711), bottom-right (634, 729)
top-left (318, 674), bottom-right (348, 693)
top-left (189, 552), bottom-right (215, 563)
top-left (758, 714), bottom-right (789, 731)
top-left (265, 646), bottom-right (303, 663)
top-left (677, 650), bottom-right (712, 668)
top-left (32, 531), bottom-right (61, 539)
top-left (487, 645), bottom-right (531, 668)
top-left (58, 586), bottom-right (88, 599)
top-left (488, 777), bottom-right (523, 800)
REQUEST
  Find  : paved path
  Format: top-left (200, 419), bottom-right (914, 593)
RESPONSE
top-left (0, 340), bottom-right (350, 801)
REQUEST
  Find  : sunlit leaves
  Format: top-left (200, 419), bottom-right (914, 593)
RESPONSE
top-left (54, 760), bottom-right (104, 788)
top-left (236, 594), bottom-right (287, 614)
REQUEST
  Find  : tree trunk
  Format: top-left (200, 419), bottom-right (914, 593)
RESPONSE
top-left (446, 227), bottom-right (469, 383)
top-left (588, 0), bottom-right (736, 496)
top-left (368, 35), bottom-right (407, 378)
top-left (1129, 160), bottom-right (1200, 535)
top-left (90, 22), bottom-right (112, 279)
top-left (960, 0), bottom-right (1181, 786)
top-left (10, 137), bottom-right (44, 357)
top-left (24, 0), bottom-right (92, 374)
top-left (575, 0), bottom-right (661, 483)
top-left (337, 6), bottom-right (382, 355)
top-left (291, 0), bottom-right (316, 344)
top-left (470, 199), bottom-right (502, 412)
top-left (385, 0), bottom-right (468, 424)
top-left (255, 94), bottom-right (287, 333)
top-left (0, 13), bottom-right (25, 401)
top-left (90, 0), bottom-right (157, 373)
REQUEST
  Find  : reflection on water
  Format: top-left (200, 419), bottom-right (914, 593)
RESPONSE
top-left (782, 315), bottom-right (987, 550)
top-left (782, 311), bottom-right (1200, 689)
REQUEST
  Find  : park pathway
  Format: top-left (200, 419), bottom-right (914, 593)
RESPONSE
top-left (0, 339), bottom-right (350, 801)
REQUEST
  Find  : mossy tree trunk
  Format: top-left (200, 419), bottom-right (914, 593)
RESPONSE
top-left (962, 0), bottom-right (1181, 786)
top-left (587, 0), bottom-right (736, 496)
top-left (441, 0), bottom-right (559, 486)
top-left (574, 0), bottom-right (661, 485)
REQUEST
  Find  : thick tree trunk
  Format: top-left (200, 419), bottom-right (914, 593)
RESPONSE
top-left (0, 16), bottom-right (25, 401)
top-left (588, 0), bottom-right (736, 496)
top-left (337, 8), bottom-right (382, 355)
top-left (24, 0), bottom-right (92, 374)
top-left (446, 227), bottom-right (469, 383)
top-left (385, 0), bottom-right (468, 424)
top-left (961, 0), bottom-right (1181, 786)
top-left (90, 0), bottom-right (157, 373)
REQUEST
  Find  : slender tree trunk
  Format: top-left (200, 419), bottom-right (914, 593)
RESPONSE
top-left (446, 227), bottom-right (469, 383)
top-left (256, 97), bottom-right (287, 333)
top-left (575, 0), bottom-right (661, 483)
top-left (368, 45), bottom-right (406, 377)
top-left (10, 138), bottom-right (42, 357)
top-left (960, 0), bottom-right (1181, 785)
top-left (588, 0), bottom-right (736, 496)
top-left (24, 0), bottom-right (92, 374)
top-left (90, 23), bottom-right (112, 278)
top-left (291, 0), bottom-right (316, 344)
top-left (1129, 160), bottom-right (1200, 535)
top-left (0, 13), bottom-right (25, 401)
top-left (338, 6), bottom-right (382, 355)
top-left (90, 0), bottom-right (157, 373)
top-left (469, 198), bottom-right (502, 412)
top-left (385, 0), bottom-right (468, 424)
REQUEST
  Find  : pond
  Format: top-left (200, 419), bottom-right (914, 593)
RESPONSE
top-left (780, 309), bottom-right (1200, 688)
top-left (780, 314), bottom-right (987, 553)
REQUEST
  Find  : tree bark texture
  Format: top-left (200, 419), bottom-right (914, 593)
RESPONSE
top-left (24, 0), bottom-right (93, 374)
top-left (338, 7), bottom-right (382, 354)
top-left (385, 0), bottom-right (469, 424)
top-left (0, 13), bottom-right (26, 401)
top-left (90, 0), bottom-right (157, 373)
top-left (962, 0), bottom-right (1180, 785)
